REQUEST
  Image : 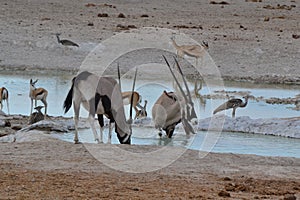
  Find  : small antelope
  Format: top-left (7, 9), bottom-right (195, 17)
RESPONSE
top-left (136, 100), bottom-right (148, 119)
top-left (29, 79), bottom-right (48, 116)
top-left (122, 91), bottom-right (147, 119)
top-left (171, 34), bottom-right (209, 66)
top-left (0, 87), bottom-right (9, 114)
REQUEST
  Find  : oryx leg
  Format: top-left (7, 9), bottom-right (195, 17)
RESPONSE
top-left (88, 112), bottom-right (100, 143)
top-left (166, 126), bottom-right (175, 138)
top-left (73, 100), bottom-right (81, 144)
top-left (97, 114), bottom-right (104, 143)
top-left (108, 121), bottom-right (113, 144)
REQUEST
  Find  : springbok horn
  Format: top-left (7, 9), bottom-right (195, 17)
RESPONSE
top-left (129, 68), bottom-right (138, 123)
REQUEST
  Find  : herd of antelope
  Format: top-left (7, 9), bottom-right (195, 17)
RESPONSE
top-left (1, 36), bottom-right (248, 145)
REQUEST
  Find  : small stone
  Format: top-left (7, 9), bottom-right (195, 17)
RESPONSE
top-left (98, 13), bottom-right (108, 17)
top-left (283, 194), bottom-right (296, 200)
top-left (218, 190), bottom-right (230, 197)
top-left (118, 13), bottom-right (126, 18)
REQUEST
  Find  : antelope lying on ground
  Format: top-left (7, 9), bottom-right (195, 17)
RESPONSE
top-left (152, 56), bottom-right (197, 138)
top-left (122, 91), bottom-right (147, 119)
top-left (63, 71), bottom-right (131, 144)
top-left (0, 87), bottom-right (9, 114)
top-left (171, 34), bottom-right (209, 66)
top-left (29, 79), bottom-right (48, 116)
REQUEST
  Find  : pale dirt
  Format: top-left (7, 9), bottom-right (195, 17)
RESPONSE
top-left (0, 0), bottom-right (300, 199)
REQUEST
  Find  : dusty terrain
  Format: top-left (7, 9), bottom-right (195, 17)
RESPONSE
top-left (0, 0), bottom-right (300, 199)
top-left (0, 0), bottom-right (299, 83)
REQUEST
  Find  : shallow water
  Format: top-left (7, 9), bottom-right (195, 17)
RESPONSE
top-left (52, 126), bottom-right (300, 158)
top-left (1, 74), bottom-right (300, 158)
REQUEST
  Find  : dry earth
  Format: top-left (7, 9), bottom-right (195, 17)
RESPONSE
top-left (1, 0), bottom-right (300, 199)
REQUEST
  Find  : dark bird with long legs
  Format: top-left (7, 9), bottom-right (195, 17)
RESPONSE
top-left (56, 33), bottom-right (79, 47)
top-left (213, 96), bottom-right (249, 118)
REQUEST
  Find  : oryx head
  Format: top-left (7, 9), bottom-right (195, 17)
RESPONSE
top-left (163, 55), bottom-right (198, 135)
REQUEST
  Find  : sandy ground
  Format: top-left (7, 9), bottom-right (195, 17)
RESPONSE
top-left (0, 0), bottom-right (299, 82)
top-left (1, 0), bottom-right (300, 199)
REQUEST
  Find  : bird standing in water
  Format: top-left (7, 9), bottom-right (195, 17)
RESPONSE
top-left (55, 33), bottom-right (79, 47)
top-left (213, 96), bottom-right (249, 118)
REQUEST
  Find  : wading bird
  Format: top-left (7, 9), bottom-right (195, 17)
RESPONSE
top-left (63, 71), bottom-right (132, 144)
top-left (171, 34), bottom-right (208, 66)
top-left (213, 96), bottom-right (249, 118)
top-left (152, 56), bottom-right (197, 138)
top-left (56, 33), bottom-right (79, 47)
top-left (29, 79), bottom-right (48, 116)
top-left (0, 87), bottom-right (9, 114)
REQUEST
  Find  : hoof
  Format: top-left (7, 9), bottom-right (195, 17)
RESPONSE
top-left (74, 140), bottom-right (81, 144)
top-left (96, 139), bottom-right (103, 144)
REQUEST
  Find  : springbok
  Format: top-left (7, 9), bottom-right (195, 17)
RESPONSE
top-left (122, 91), bottom-right (147, 119)
top-left (63, 71), bottom-right (131, 144)
top-left (152, 56), bottom-right (197, 138)
top-left (0, 87), bottom-right (9, 114)
top-left (136, 100), bottom-right (148, 119)
top-left (171, 34), bottom-right (209, 66)
top-left (29, 79), bottom-right (48, 116)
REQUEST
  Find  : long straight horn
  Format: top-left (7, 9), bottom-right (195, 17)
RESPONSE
top-left (173, 57), bottom-right (193, 102)
top-left (129, 68), bottom-right (138, 122)
top-left (173, 56), bottom-right (197, 122)
top-left (117, 62), bottom-right (122, 90)
top-left (162, 55), bottom-right (188, 103)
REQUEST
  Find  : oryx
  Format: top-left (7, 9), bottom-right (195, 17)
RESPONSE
top-left (63, 71), bottom-right (131, 144)
top-left (152, 56), bottom-right (197, 138)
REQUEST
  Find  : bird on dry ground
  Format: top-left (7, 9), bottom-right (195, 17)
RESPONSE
top-left (55, 33), bottom-right (79, 47)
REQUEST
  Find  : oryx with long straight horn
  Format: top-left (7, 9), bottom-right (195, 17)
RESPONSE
top-left (0, 87), bottom-right (9, 114)
top-left (63, 71), bottom-right (131, 144)
top-left (152, 56), bottom-right (197, 138)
